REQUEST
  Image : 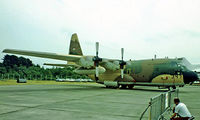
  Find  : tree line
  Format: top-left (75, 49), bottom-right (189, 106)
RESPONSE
top-left (0, 55), bottom-right (88, 80)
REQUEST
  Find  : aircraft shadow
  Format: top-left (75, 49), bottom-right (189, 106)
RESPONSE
top-left (101, 86), bottom-right (169, 92)
top-left (131, 87), bottom-right (169, 92)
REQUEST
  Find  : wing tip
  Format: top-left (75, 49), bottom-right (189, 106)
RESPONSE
top-left (2, 49), bottom-right (7, 53)
top-left (2, 49), bottom-right (13, 53)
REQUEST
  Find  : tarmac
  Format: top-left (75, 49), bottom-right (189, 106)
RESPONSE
top-left (0, 82), bottom-right (199, 120)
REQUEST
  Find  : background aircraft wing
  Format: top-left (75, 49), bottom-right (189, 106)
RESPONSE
top-left (180, 57), bottom-right (200, 70)
top-left (3, 49), bottom-right (81, 62)
top-left (191, 64), bottom-right (200, 70)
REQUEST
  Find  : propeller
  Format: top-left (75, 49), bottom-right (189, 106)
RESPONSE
top-left (93, 42), bottom-right (102, 80)
top-left (119, 48), bottom-right (126, 79)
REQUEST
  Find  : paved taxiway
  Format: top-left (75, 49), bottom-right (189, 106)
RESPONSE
top-left (0, 83), bottom-right (199, 120)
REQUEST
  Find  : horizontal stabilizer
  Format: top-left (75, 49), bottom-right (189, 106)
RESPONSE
top-left (44, 63), bottom-right (80, 68)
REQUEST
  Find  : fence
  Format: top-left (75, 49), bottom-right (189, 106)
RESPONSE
top-left (140, 89), bottom-right (179, 120)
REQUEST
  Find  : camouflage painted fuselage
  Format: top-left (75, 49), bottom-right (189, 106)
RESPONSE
top-left (125, 58), bottom-right (181, 82)
top-left (89, 58), bottom-right (197, 86)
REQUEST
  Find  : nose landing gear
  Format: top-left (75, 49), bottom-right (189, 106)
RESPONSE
top-left (168, 86), bottom-right (176, 91)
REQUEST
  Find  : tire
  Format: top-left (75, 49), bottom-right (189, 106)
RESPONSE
top-left (120, 85), bottom-right (127, 89)
top-left (127, 85), bottom-right (134, 89)
top-left (172, 86), bottom-right (176, 90)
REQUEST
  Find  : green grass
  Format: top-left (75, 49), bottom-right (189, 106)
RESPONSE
top-left (0, 79), bottom-right (95, 85)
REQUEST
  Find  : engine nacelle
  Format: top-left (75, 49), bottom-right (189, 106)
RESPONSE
top-left (74, 66), bottom-right (106, 75)
top-left (103, 61), bottom-right (119, 71)
top-left (77, 56), bottom-right (94, 68)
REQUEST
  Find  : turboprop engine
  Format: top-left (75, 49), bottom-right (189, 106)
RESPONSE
top-left (74, 66), bottom-right (106, 75)
top-left (103, 61), bottom-right (119, 71)
top-left (77, 56), bottom-right (94, 68)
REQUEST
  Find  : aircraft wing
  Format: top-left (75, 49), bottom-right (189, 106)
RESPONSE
top-left (3, 49), bottom-right (81, 62)
top-left (3, 49), bottom-right (122, 69)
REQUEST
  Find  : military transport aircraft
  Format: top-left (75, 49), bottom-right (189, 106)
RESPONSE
top-left (3, 33), bottom-right (199, 90)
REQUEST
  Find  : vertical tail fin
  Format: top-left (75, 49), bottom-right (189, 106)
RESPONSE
top-left (69, 33), bottom-right (83, 56)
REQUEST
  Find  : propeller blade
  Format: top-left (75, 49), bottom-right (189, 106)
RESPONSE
top-left (96, 66), bottom-right (99, 77)
top-left (121, 48), bottom-right (124, 60)
top-left (94, 42), bottom-right (101, 79)
top-left (96, 42), bottom-right (99, 56)
top-left (120, 48), bottom-right (125, 79)
top-left (121, 69), bottom-right (124, 79)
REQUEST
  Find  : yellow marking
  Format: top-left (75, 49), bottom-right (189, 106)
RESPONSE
top-left (152, 74), bottom-right (184, 84)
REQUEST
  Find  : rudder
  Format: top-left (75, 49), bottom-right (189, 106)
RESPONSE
top-left (69, 33), bottom-right (83, 56)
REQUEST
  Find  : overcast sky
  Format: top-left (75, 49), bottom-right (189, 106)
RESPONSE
top-left (0, 0), bottom-right (200, 65)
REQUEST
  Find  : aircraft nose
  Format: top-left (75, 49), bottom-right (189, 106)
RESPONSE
top-left (182, 71), bottom-right (198, 84)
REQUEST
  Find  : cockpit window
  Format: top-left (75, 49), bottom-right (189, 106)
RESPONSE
top-left (170, 61), bottom-right (178, 67)
top-left (170, 61), bottom-right (189, 72)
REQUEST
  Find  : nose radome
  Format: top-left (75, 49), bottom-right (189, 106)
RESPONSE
top-left (183, 71), bottom-right (198, 84)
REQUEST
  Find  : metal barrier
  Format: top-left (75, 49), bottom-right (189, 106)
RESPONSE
top-left (150, 89), bottom-right (179, 120)
top-left (140, 89), bottom-right (179, 120)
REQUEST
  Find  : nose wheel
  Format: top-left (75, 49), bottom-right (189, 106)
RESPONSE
top-left (168, 86), bottom-right (176, 91)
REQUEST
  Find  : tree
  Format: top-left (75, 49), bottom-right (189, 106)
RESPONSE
top-left (1, 55), bottom-right (88, 80)
top-left (3, 55), bottom-right (18, 68)
top-left (3, 54), bottom-right (33, 68)
top-left (0, 67), bottom-right (6, 74)
top-left (18, 57), bottom-right (33, 67)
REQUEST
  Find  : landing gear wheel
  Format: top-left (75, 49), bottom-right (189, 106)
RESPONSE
top-left (172, 86), bottom-right (176, 90)
top-left (127, 85), bottom-right (134, 89)
top-left (120, 85), bottom-right (127, 89)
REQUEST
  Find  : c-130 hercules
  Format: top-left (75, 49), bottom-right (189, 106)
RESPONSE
top-left (3, 33), bottom-right (199, 90)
